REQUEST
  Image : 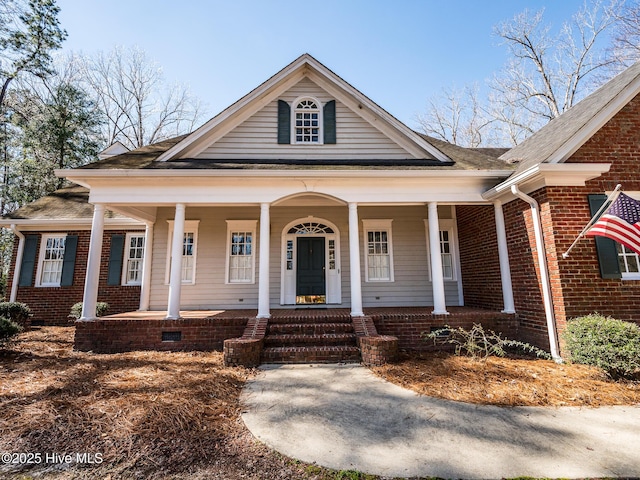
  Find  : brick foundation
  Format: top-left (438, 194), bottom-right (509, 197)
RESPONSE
top-left (223, 317), bottom-right (268, 367)
top-left (74, 316), bottom-right (248, 353)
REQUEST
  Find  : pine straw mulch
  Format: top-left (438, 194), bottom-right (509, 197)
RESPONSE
top-left (371, 352), bottom-right (640, 407)
top-left (0, 327), bottom-right (315, 480)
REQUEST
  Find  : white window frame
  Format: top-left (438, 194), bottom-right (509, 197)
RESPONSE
top-left (362, 219), bottom-right (394, 282)
top-left (122, 232), bottom-right (146, 286)
top-left (165, 220), bottom-right (199, 285)
top-left (36, 234), bottom-right (66, 287)
top-left (424, 219), bottom-right (460, 282)
top-left (291, 96), bottom-right (323, 145)
top-left (617, 243), bottom-right (640, 280)
top-left (225, 220), bottom-right (257, 284)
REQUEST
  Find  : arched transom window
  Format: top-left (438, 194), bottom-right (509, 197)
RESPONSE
top-left (288, 222), bottom-right (334, 234)
top-left (294, 99), bottom-right (320, 143)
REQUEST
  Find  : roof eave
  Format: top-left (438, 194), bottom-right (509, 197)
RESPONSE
top-left (482, 163), bottom-right (611, 203)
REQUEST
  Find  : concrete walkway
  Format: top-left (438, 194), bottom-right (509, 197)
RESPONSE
top-left (241, 364), bottom-right (640, 479)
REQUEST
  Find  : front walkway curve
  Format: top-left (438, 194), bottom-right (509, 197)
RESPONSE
top-left (241, 364), bottom-right (640, 479)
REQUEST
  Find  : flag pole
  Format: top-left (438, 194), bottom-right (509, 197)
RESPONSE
top-left (562, 184), bottom-right (622, 259)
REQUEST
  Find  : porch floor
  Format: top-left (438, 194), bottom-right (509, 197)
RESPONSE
top-left (102, 306), bottom-right (508, 321)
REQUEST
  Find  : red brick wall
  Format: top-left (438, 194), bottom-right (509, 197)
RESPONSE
top-left (9, 230), bottom-right (143, 325)
top-left (75, 317), bottom-right (248, 353)
top-left (457, 205), bottom-right (504, 311)
top-left (502, 93), bottom-right (640, 348)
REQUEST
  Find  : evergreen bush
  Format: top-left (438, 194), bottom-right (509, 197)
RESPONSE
top-left (563, 313), bottom-right (640, 379)
top-left (69, 302), bottom-right (110, 320)
top-left (0, 316), bottom-right (22, 345)
top-left (0, 302), bottom-right (31, 328)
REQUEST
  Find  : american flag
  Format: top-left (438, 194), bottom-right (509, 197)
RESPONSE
top-left (586, 192), bottom-right (640, 255)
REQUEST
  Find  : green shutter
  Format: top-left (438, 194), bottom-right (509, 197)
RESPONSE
top-left (60, 235), bottom-right (78, 286)
top-left (108, 234), bottom-right (125, 285)
top-left (323, 100), bottom-right (336, 144)
top-left (588, 194), bottom-right (621, 279)
top-left (277, 100), bottom-right (290, 144)
top-left (18, 235), bottom-right (38, 287)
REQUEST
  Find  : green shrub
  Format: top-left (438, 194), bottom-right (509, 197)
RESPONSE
top-left (423, 323), bottom-right (551, 361)
top-left (0, 316), bottom-right (22, 344)
top-left (69, 302), bottom-right (110, 320)
top-left (0, 302), bottom-right (31, 327)
top-left (563, 313), bottom-right (640, 379)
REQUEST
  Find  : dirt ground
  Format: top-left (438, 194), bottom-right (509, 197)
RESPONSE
top-left (1, 327), bottom-right (638, 479)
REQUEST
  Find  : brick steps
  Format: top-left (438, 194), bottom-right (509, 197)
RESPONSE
top-left (262, 345), bottom-right (361, 364)
top-left (264, 333), bottom-right (357, 346)
top-left (268, 322), bottom-right (354, 335)
top-left (262, 312), bottom-right (360, 363)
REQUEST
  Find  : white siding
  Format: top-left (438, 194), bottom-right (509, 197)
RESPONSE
top-left (149, 205), bottom-right (461, 310)
top-left (195, 78), bottom-right (414, 160)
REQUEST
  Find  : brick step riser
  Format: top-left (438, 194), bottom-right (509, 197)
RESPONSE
top-left (264, 334), bottom-right (357, 347)
top-left (268, 324), bottom-right (354, 335)
top-left (268, 316), bottom-right (352, 325)
top-left (262, 347), bottom-right (361, 364)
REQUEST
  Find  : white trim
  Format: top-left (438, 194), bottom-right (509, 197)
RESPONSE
top-left (291, 96), bottom-right (323, 145)
top-left (362, 219), bottom-right (395, 282)
top-left (225, 220), bottom-right (258, 284)
top-left (35, 233), bottom-right (66, 287)
top-left (0, 218), bottom-right (143, 230)
top-left (424, 219), bottom-right (461, 283)
top-left (165, 219), bottom-right (200, 285)
top-left (121, 232), bottom-right (146, 286)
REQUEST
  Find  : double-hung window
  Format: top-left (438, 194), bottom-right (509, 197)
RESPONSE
top-left (37, 234), bottom-right (66, 287)
top-left (425, 219), bottom-right (459, 281)
top-left (166, 220), bottom-right (199, 284)
top-left (123, 233), bottom-right (145, 285)
top-left (362, 219), bottom-right (394, 282)
top-left (226, 220), bottom-right (257, 283)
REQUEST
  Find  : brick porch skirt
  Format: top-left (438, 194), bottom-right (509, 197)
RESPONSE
top-left (73, 307), bottom-right (516, 357)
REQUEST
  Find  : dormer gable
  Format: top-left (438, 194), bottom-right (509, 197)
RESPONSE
top-left (155, 54), bottom-right (450, 163)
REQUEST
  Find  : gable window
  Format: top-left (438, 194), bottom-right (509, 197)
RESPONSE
top-left (226, 220), bottom-right (257, 283)
top-left (166, 220), bottom-right (199, 284)
top-left (293, 98), bottom-right (321, 144)
top-left (617, 244), bottom-right (640, 279)
top-left (362, 219), bottom-right (394, 282)
top-left (123, 233), bottom-right (145, 285)
top-left (36, 234), bottom-right (66, 286)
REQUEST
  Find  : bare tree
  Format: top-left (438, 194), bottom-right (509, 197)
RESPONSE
top-left (416, 85), bottom-right (491, 148)
top-left (80, 46), bottom-right (204, 149)
top-left (610, 0), bottom-right (640, 69)
top-left (491, 1), bottom-right (621, 129)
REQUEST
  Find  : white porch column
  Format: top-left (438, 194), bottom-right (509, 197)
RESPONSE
top-left (166, 203), bottom-right (186, 320)
top-left (428, 202), bottom-right (448, 315)
top-left (80, 204), bottom-right (106, 321)
top-left (139, 222), bottom-right (154, 311)
top-left (348, 202), bottom-right (364, 317)
top-left (257, 202), bottom-right (271, 318)
top-left (494, 200), bottom-right (515, 314)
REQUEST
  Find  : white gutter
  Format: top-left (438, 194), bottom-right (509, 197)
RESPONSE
top-left (9, 224), bottom-right (25, 303)
top-left (510, 185), bottom-right (562, 362)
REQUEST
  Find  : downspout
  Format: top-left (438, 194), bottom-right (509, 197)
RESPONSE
top-left (510, 185), bottom-right (562, 363)
top-left (9, 224), bottom-right (25, 303)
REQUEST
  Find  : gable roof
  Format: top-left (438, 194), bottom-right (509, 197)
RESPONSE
top-left (154, 54), bottom-right (451, 163)
top-left (501, 61), bottom-right (640, 175)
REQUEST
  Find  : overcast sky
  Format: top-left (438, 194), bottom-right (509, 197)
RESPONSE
top-left (56, 0), bottom-right (592, 128)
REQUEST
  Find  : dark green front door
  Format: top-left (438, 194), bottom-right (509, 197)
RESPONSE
top-left (296, 237), bottom-right (326, 304)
